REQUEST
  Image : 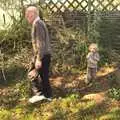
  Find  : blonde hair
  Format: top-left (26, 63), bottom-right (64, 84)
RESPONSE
top-left (89, 43), bottom-right (98, 51)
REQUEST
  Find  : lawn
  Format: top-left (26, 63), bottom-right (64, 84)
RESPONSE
top-left (0, 53), bottom-right (120, 120)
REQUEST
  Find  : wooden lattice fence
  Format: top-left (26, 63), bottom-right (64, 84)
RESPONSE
top-left (39, 0), bottom-right (120, 54)
top-left (39, 0), bottom-right (120, 13)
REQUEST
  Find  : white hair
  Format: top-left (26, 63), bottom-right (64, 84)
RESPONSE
top-left (26, 6), bottom-right (39, 16)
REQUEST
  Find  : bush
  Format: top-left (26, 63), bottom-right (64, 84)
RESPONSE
top-left (50, 27), bottom-right (88, 74)
top-left (108, 88), bottom-right (120, 101)
top-left (0, 19), bottom-right (31, 54)
top-left (89, 11), bottom-right (120, 66)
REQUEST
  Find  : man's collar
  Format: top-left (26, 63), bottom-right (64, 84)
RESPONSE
top-left (33, 16), bottom-right (40, 25)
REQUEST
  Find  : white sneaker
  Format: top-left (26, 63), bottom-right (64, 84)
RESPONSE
top-left (29, 95), bottom-right (46, 103)
top-left (46, 97), bottom-right (52, 101)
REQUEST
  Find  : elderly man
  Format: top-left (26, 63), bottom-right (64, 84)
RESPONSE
top-left (25, 6), bottom-right (52, 103)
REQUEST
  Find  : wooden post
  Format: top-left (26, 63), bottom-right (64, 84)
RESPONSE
top-left (3, 14), bottom-right (6, 25)
top-left (88, 0), bottom-right (91, 42)
top-left (0, 50), bottom-right (7, 84)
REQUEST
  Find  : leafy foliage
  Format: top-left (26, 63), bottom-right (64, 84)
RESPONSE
top-left (0, 19), bottom-right (31, 54)
top-left (89, 11), bottom-right (120, 66)
top-left (0, 1), bottom-right (120, 120)
top-left (108, 88), bottom-right (120, 100)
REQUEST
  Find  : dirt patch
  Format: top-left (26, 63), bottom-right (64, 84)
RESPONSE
top-left (82, 92), bottom-right (106, 104)
top-left (50, 66), bottom-right (118, 104)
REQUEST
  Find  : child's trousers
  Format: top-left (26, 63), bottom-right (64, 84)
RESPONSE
top-left (85, 67), bottom-right (97, 84)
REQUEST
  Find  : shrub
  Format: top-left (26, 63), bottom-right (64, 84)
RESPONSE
top-left (108, 88), bottom-right (120, 101)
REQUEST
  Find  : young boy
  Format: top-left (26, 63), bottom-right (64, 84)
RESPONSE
top-left (85, 43), bottom-right (100, 85)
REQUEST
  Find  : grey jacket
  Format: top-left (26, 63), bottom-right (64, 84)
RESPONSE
top-left (31, 17), bottom-right (51, 60)
top-left (87, 52), bottom-right (100, 68)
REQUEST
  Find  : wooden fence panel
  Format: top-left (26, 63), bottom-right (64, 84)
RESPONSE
top-left (39, 0), bottom-right (120, 13)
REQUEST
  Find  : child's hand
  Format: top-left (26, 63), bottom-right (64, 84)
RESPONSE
top-left (87, 52), bottom-right (92, 59)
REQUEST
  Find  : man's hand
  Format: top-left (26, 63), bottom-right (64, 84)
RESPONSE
top-left (28, 69), bottom-right (38, 80)
top-left (35, 59), bottom-right (42, 69)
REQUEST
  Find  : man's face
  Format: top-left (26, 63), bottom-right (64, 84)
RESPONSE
top-left (25, 11), bottom-right (35, 24)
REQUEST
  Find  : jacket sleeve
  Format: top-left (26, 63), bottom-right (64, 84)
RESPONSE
top-left (94, 53), bottom-right (100, 62)
top-left (34, 22), bottom-right (46, 61)
top-left (87, 52), bottom-right (98, 64)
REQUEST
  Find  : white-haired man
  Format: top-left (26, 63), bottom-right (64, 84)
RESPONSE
top-left (25, 6), bottom-right (52, 103)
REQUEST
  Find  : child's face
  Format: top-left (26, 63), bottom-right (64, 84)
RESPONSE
top-left (90, 47), bottom-right (96, 52)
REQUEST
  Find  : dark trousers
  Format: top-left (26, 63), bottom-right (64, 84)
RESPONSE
top-left (31, 54), bottom-right (52, 98)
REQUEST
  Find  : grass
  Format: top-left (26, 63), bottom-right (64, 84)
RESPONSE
top-left (0, 52), bottom-right (120, 120)
top-left (0, 95), bottom-right (119, 120)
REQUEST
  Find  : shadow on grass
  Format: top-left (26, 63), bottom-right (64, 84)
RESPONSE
top-left (71, 101), bottom-right (108, 120)
top-left (73, 100), bottom-right (120, 120)
top-left (0, 64), bottom-right (27, 87)
top-left (0, 64), bottom-right (28, 109)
